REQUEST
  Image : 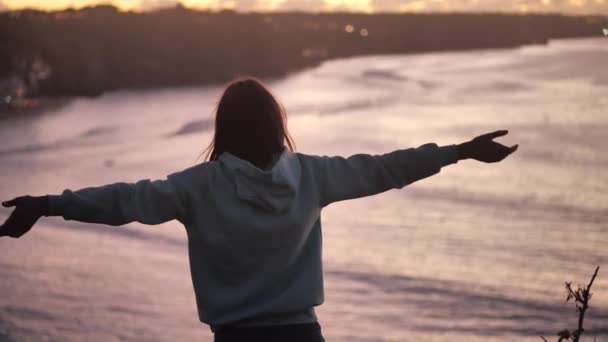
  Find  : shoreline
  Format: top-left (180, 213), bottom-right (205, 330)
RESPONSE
top-left (0, 97), bottom-right (72, 119)
top-left (0, 35), bottom-right (604, 117)
top-left (2, 7), bottom-right (606, 107)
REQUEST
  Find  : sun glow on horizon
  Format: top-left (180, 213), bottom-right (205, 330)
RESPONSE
top-left (2, 0), bottom-right (608, 14)
top-left (2, 0), bottom-right (139, 11)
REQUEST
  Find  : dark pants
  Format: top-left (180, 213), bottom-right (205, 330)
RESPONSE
top-left (214, 322), bottom-right (325, 342)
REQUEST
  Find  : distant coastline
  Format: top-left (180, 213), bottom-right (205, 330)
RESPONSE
top-left (0, 97), bottom-right (71, 119)
top-left (1, 5), bottom-right (607, 113)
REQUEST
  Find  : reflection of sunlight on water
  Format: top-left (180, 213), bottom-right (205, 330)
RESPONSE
top-left (0, 38), bottom-right (607, 341)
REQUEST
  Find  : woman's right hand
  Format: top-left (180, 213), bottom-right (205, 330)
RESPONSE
top-left (0, 196), bottom-right (48, 238)
top-left (457, 130), bottom-right (518, 163)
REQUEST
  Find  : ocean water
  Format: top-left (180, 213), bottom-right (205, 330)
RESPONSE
top-left (0, 37), bottom-right (607, 341)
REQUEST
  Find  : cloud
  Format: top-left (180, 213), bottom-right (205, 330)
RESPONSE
top-left (139, 0), bottom-right (180, 10)
top-left (372, 0), bottom-right (433, 12)
top-left (0, 0), bottom-right (7, 11)
top-left (278, 0), bottom-right (326, 11)
top-left (177, 0), bottom-right (261, 11)
top-left (230, 0), bottom-right (259, 11)
top-left (371, 0), bottom-right (608, 14)
top-left (238, 0), bottom-right (608, 14)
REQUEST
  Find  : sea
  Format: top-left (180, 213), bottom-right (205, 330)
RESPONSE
top-left (1, 37), bottom-right (607, 341)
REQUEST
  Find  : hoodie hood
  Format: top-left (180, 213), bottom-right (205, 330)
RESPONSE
top-left (218, 148), bottom-right (301, 212)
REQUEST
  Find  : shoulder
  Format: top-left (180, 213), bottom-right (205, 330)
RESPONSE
top-left (294, 152), bottom-right (327, 163)
top-left (167, 160), bottom-right (219, 185)
top-left (294, 152), bottom-right (334, 177)
top-left (294, 152), bottom-right (323, 167)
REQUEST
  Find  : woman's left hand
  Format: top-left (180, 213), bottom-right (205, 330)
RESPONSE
top-left (457, 130), bottom-right (518, 163)
top-left (0, 196), bottom-right (48, 238)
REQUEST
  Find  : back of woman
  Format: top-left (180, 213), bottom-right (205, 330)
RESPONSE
top-left (182, 148), bottom-right (324, 331)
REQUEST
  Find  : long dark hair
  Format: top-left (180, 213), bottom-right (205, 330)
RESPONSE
top-left (203, 77), bottom-right (295, 169)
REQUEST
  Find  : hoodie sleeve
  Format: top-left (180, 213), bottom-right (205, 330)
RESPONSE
top-left (46, 172), bottom-right (189, 226)
top-left (310, 144), bottom-right (459, 207)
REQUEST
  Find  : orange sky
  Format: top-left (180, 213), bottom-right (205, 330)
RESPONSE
top-left (1, 0), bottom-right (607, 14)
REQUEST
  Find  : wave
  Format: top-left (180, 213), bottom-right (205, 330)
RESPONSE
top-left (460, 80), bottom-right (533, 94)
top-left (324, 267), bottom-right (608, 337)
top-left (79, 125), bottom-right (117, 137)
top-left (407, 186), bottom-right (608, 224)
top-left (361, 69), bottom-right (408, 82)
top-left (0, 125), bottom-right (117, 156)
top-left (171, 119), bottom-right (213, 136)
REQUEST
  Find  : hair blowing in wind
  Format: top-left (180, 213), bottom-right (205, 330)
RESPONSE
top-left (203, 78), bottom-right (295, 169)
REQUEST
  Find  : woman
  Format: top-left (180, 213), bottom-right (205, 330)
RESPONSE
top-left (0, 77), bottom-right (517, 342)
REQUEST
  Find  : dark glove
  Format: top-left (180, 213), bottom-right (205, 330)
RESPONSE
top-left (0, 195), bottom-right (49, 238)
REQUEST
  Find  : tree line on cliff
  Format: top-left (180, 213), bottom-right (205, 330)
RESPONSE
top-left (0, 4), bottom-right (606, 98)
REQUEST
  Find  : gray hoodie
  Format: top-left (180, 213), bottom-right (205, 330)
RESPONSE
top-left (48, 143), bottom-right (459, 328)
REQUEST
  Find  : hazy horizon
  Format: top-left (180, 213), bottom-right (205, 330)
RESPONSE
top-left (1, 0), bottom-right (608, 15)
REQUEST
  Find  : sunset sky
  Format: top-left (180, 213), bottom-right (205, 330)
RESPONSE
top-left (1, 0), bottom-right (607, 14)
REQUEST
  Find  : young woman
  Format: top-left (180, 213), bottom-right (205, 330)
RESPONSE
top-left (0, 77), bottom-right (517, 342)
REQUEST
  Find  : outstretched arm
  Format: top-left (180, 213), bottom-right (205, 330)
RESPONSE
top-left (312, 130), bottom-right (517, 207)
top-left (1, 175), bottom-right (188, 238)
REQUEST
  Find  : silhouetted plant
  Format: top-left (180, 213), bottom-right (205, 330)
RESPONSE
top-left (541, 266), bottom-right (600, 342)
